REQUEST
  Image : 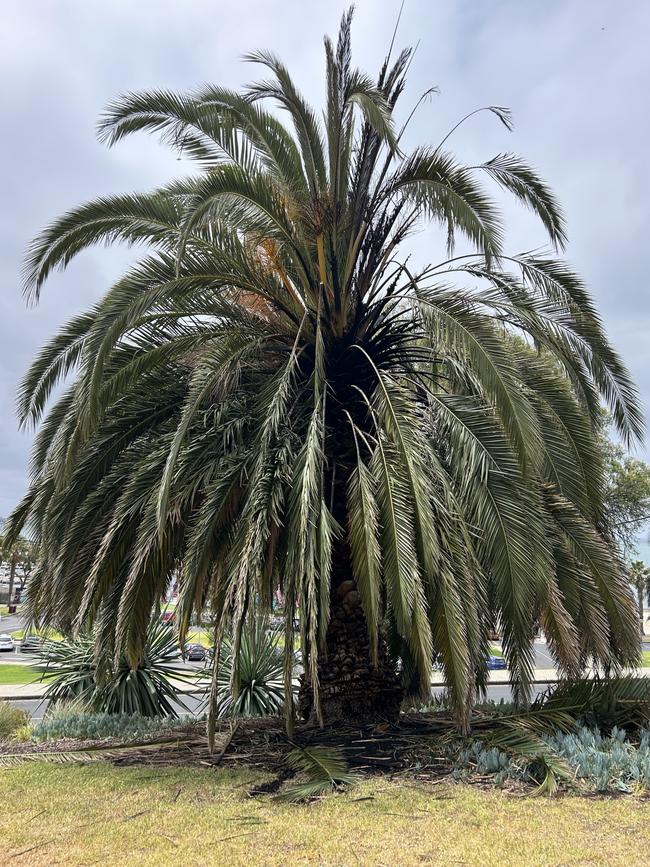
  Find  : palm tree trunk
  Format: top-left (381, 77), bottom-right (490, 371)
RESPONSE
top-left (638, 581), bottom-right (645, 636)
top-left (299, 540), bottom-right (403, 725)
top-left (7, 552), bottom-right (17, 604)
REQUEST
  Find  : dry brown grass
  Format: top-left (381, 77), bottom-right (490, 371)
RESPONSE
top-left (1, 762), bottom-right (649, 866)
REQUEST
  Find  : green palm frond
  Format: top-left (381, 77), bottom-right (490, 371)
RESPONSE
top-left (537, 676), bottom-right (650, 730)
top-left (477, 153), bottom-right (567, 250)
top-left (278, 745), bottom-right (357, 802)
top-left (485, 723), bottom-right (574, 796)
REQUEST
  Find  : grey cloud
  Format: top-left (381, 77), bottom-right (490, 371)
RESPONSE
top-left (0, 0), bottom-right (648, 519)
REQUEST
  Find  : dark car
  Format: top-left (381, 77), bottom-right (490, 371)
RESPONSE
top-left (20, 634), bottom-right (43, 653)
top-left (486, 654), bottom-right (507, 670)
top-left (185, 643), bottom-right (206, 662)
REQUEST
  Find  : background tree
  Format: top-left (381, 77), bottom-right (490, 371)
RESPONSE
top-left (628, 560), bottom-right (650, 635)
top-left (0, 530), bottom-right (38, 604)
top-left (601, 436), bottom-right (650, 557)
top-left (7, 10), bottom-right (643, 731)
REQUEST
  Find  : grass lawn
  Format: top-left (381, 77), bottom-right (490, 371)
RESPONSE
top-left (186, 627), bottom-right (211, 648)
top-left (641, 650), bottom-right (650, 666)
top-left (9, 627), bottom-right (63, 641)
top-left (0, 663), bottom-right (40, 686)
top-left (0, 764), bottom-right (649, 866)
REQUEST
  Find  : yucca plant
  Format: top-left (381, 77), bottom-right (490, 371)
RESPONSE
top-left (7, 9), bottom-right (643, 731)
top-left (35, 620), bottom-right (188, 717)
top-left (210, 620), bottom-right (291, 718)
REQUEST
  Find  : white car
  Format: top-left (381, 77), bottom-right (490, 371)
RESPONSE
top-left (0, 633), bottom-right (15, 652)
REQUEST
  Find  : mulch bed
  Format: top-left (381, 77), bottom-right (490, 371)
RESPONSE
top-left (0, 736), bottom-right (115, 756)
top-left (0, 714), bottom-right (461, 784)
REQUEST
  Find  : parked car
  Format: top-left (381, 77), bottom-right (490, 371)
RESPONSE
top-left (20, 634), bottom-right (43, 653)
top-left (185, 643), bottom-right (206, 662)
top-left (0, 633), bottom-right (15, 652)
top-left (486, 654), bottom-right (507, 670)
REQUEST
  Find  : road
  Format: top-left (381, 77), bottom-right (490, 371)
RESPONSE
top-left (0, 607), bottom-right (632, 672)
top-left (1, 614), bottom-right (642, 723)
top-left (0, 612), bottom-right (24, 635)
top-left (9, 682), bottom-right (550, 722)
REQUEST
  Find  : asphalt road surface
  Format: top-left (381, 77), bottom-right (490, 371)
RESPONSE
top-left (0, 606), bottom-right (606, 673)
top-left (0, 612), bottom-right (24, 634)
top-left (9, 683), bottom-right (549, 723)
top-left (1, 617), bottom-right (640, 723)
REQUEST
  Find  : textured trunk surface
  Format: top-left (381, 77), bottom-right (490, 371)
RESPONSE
top-left (7, 553), bottom-right (16, 604)
top-left (299, 545), bottom-right (403, 725)
top-left (638, 584), bottom-right (645, 635)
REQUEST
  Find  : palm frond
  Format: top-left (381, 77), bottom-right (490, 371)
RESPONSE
top-left (278, 745), bottom-right (357, 801)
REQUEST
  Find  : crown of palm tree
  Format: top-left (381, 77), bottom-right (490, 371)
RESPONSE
top-left (9, 10), bottom-right (643, 726)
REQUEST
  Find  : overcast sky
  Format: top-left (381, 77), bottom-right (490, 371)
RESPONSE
top-left (1, 0), bottom-right (649, 520)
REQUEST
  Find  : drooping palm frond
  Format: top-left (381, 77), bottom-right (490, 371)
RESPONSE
top-left (535, 676), bottom-right (650, 731)
top-left (11, 7), bottom-right (643, 729)
top-left (483, 722), bottom-right (575, 796)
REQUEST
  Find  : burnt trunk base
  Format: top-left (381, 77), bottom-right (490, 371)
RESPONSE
top-left (299, 579), bottom-right (404, 725)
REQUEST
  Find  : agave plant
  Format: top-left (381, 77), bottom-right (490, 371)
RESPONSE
top-left (35, 620), bottom-right (188, 717)
top-left (210, 620), bottom-right (291, 718)
top-left (8, 10), bottom-right (642, 730)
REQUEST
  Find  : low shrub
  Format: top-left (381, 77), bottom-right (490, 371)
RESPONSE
top-left (30, 708), bottom-right (191, 742)
top-left (451, 725), bottom-right (650, 793)
top-left (451, 741), bottom-right (516, 787)
top-left (212, 620), bottom-right (293, 718)
top-left (0, 701), bottom-right (29, 739)
top-left (11, 725), bottom-right (33, 743)
top-left (410, 695), bottom-right (518, 716)
top-left (548, 726), bottom-right (650, 792)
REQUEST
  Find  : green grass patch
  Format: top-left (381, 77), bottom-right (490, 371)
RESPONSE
top-left (9, 627), bottom-right (63, 641)
top-left (186, 628), bottom-right (211, 648)
top-left (0, 663), bottom-right (41, 686)
top-left (641, 651), bottom-right (650, 667)
top-left (0, 763), bottom-right (649, 865)
top-left (489, 645), bottom-right (503, 657)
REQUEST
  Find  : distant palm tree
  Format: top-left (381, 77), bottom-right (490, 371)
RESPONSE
top-left (0, 535), bottom-right (37, 605)
top-left (629, 560), bottom-right (650, 635)
top-left (9, 10), bottom-right (642, 729)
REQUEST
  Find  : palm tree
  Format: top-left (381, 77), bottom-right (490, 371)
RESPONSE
top-left (0, 534), bottom-right (37, 605)
top-left (628, 560), bottom-right (650, 635)
top-left (8, 11), bottom-right (642, 731)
